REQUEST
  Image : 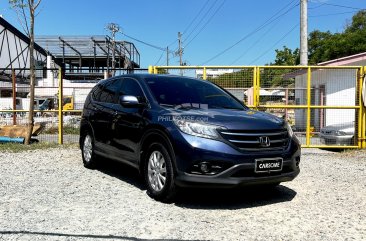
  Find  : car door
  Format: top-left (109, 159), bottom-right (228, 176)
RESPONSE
top-left (90, 80), bottom-right (121, 150)
top-left (111, 77), bottom-right (147, 164)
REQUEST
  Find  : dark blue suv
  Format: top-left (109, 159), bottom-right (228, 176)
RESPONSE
top-left (80, 74), bottom-right (300, 202)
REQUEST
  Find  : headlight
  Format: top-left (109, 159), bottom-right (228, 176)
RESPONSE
top-left (285, 122), bottom-right (294, 137)
top-left (334, 130), bottom-right (347, 136)
top-left (174, 119), bottom-right (222, 139)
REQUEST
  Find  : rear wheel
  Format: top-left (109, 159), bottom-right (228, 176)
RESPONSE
top-left (81, 132), bottom-right (98, 169)
top-left (144, 142), bottom-right (176, 202)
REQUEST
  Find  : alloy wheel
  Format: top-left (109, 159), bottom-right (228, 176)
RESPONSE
top-left (147, 150), bottom-right (167, 192)
top-left (83, 135), bottom-right (93, 163)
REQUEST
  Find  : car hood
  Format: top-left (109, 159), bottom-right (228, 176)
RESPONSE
top-left (160, 108), bottom-right (285, 130)
top-left (321, 122), bottom-right (355, 134)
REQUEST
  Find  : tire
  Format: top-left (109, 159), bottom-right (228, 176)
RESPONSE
top-left (80, 131), bottom-right (98, 169)
top-left (144, 142), bottom-right (176, 202)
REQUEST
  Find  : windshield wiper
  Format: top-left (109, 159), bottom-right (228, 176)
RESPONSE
top-left (160, 103), bottom-right (175, 108)
top-left (210, 105), bottom-right (244, 110)
top-left (160, 103), bottom-right (202, 110)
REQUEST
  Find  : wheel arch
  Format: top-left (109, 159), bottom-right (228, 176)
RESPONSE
top-left (79, 119), bottom-right (95, 148)
top-left (139, 127), bottom-right (177, 175)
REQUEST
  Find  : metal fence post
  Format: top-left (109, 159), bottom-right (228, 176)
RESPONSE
top-left (203, 67), bottom-right (207, 80)
top-left (12, 69), bottom-right (16, 125)
top-left (254, 66), bottom-right (260, 108)
top-left (148, 66), bottom-right (153, 74)
top-left (357, 67), bottom-right (363, 148)
top-left (58, 68), bottom-right (63, 144)
top-left (306, 67), bottom-right (312, 147)
top-left (362, 66), bottom-right (366, 148)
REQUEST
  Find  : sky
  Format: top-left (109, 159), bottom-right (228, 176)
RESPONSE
top-left (0, 0), bottom-right (365, 68)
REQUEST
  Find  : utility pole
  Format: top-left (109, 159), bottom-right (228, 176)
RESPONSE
top-left (300, 0), bottom-right (308, 65)
top-left (106, 23), bottom-right (120, 76)
top-left (177, 32), bottom-right (183, 75)
top-left (178, 32), bottom-right (183, 66)
top-left (166, 46), bottom-right (169, 66)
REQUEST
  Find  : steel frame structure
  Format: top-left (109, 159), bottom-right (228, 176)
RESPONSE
top-left (36, 35), bottom-right (140, 78)
top-left (0, 17), bottom-right (48, 82)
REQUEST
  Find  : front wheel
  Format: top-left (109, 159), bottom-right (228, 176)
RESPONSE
top-left (144, 142), bottom-right (176, 202)
top-left (81, 132), bottom-right (98, 169)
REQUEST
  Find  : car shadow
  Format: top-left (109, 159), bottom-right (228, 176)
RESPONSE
top-left (94, 158), bottom-right (297, 209)
top-left (0, 230), bottom-right (199, 241)
top-left (173, 185), bottom-right (297, 210)
top-left (95, 157), bottom-right (146, 191)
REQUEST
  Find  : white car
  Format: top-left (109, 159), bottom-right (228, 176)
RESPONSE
top-left (320, 122), bottom-right (355, 146)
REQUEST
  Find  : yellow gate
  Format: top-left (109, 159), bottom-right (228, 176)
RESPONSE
top-left (149, 65), bottom-right (366, 149)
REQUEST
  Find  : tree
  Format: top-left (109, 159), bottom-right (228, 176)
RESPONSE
top-left (258, 46), bottom-right (299, 88)
top-left (345, 10), bottom-right (366, 33)
top-left (308, 10), bottom-right (366, 64)
top-left (272, 46), bottom-right (300, 66)
top-left (9, 0), bottom-right (42, 144)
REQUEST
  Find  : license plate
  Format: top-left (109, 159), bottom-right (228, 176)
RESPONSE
top-left (255, 158), bottom-right (283, 173)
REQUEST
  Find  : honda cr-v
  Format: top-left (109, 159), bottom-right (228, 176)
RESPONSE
top-left (80, 74), bottom-right (301, 202)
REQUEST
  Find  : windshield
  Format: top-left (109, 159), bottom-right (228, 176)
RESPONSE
top-left (144, 76), bottom-right (247, 110)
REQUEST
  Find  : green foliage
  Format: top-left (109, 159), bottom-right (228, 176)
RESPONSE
top-left (270, 10), bottom-right (366, 65)
top-left (308, 10), bottom-right (366, 64)
top-left (43, 125), bottom-right (80, 135)
top-left (255, 10), bottom-right (366, 87)
top-left (260, 46), bottom-right (299, 87)
top-left (156, 68), bottom-right (168, 74)
top-left (272, 46), bottom-right (300, 66)
top-left (260, 67), bottom-right (295, 88)
top-left (207, 69), bottom-right (254, 88)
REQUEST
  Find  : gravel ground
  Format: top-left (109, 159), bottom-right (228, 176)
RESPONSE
top-left (0, 147), bottom-right (365, 241)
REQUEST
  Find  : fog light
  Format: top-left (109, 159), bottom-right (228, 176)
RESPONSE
top-left (200, 162), bottom-right (210, 173)
top-left (296, 157), bottom-right (300, 167)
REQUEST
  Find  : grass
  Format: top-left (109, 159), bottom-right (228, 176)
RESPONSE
top-left (0, 142), bottom-right (78, 153)
top-left (43, 126), bottom-right (80, 135)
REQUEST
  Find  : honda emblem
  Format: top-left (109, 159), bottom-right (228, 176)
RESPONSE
top-left (259, 136), bottom-right (271, 147)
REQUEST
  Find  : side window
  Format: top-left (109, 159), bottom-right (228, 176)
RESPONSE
top-left (120, 78), bottom-right (144, 99)
top-left (91, 84), bottom-right (103, 102)
top-left (96, 79), bottom-right (123, 104)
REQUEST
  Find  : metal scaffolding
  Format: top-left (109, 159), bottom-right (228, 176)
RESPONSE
top-left (36, 35), bottom-right (140, 80)
top-left (0, 17), bottom-right (48, 82)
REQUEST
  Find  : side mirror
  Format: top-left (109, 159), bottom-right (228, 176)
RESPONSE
top-left (119, 95), bottom-right (146, 108)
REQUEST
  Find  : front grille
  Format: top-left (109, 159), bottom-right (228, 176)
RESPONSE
top-left (218, 129), bottom-right (290, 151)
top-left (321, 130), bottom-right (333, 135)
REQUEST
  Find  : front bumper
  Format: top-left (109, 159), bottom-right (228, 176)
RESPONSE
top-left (171, 130), bottom-right (301, 188)
top-left (176, 164), bottom-right (300, 188)
top-left (319, 134), bottom-right (354, 145)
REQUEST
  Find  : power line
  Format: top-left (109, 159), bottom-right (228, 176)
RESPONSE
top-left (231, 19), bottom-right (282, 65)
top-left (323, 3), bottom-right (364, 11)
top-left (201, 0), bottom-right (299, 65)
top-left (185, 0), bottom-right (227, 48)
top-left (182, 0), bottom-right (211, 35)
top-left (309, 11), bottom-right (361, 17)
top-left (183, 0), bottom-right (219, 43)
top-left (308, 3), bottom-right (326, 10)
top-left (123, 33), bottom-right (175, 53)
top-left (155, 51), bottom-right (164, 65)
top-left (249, 23), bottom-right (299, 65)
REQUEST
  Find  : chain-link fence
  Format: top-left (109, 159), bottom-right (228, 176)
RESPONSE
top-left (0, 68), bottom-right (148, 144)
top-left (1, 66), bottom-right (365, 148)
top-left (150, 65), bottom-right (366, 148)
